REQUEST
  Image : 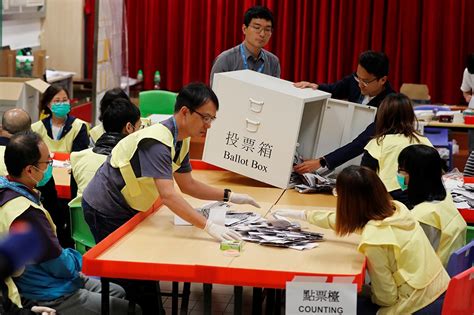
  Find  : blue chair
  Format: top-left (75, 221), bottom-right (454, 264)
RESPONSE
top-left (446, 240), bottom-right (474, 277)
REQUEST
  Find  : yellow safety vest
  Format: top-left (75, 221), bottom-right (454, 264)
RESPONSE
top-left (0, 195), bottom-right (56, 307)
top-left (0, 146), bottom-right (7, 176)
top-left (411, 193), bottom-right (467, 266)
top-left (31, 118), bottom-right (89, 153)
top-left (364, 134), bottom-right (432, 192)
top-left (359, 201), bottom-right (446, 290)
top-left (110, 123), bottom-right (189, 212)
top-left (89, 124), bottom-right (105, 144)
top-left (69, 148), bottom-right (107, 207)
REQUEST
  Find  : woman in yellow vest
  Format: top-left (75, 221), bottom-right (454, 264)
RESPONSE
top-left (32, 85), bottom-right (89, 153)
top-left (362, 93), bottom-right (432, 206)
top-left (397, 144), bottom-right (467, 267)
top-left (275, 166), bottom-right (449, 314)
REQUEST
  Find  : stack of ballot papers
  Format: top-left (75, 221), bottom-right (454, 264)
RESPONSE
top-left (231, 214), bottom-right (324, 251)
top-left (442, 171), bottom-right (474, 210)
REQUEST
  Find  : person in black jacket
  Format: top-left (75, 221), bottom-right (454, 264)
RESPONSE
top-left (293, 50), bottom-right (395, 173)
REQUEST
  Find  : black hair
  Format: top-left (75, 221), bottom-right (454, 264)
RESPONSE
top-left (358, 51), bottom-right (389, 79)
top-left (174, 82), bottom-right (219, 113)
top-left (40, 84), bottom-right (69, 116)
top-left (467, 53), bottom-right (474, 74)
top-left (102, 98), bottom-right (141, 133)
top-left (398, 144), bottom-right (447, 206)
top-left (243, 6), bottom-right (274, 28)
top-left (99, 88), bottom-right (130, 121)
top-left (5, 131), bottom-right (42, 177)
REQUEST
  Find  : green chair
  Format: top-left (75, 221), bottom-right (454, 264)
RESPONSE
top-left (139, 90), bottom-right (177, 117)
top-left (467, 225), bottom-right (474, 244)
top-left (69, 205), bottom-right (96, 254)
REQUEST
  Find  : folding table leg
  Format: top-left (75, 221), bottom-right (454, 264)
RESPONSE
top-left (180, 282), bottom-right (191, 315)
top-left (234, 286), bottom-right (243, 315)
top-left (101, 278), bottom-right (110, 315)
top-left (203, 283), bottom-right (213, 315)
top-left (265, 289), bottom-right (276, 314)
top-left (252, 287), bottom-right (263, 315)
top-left (172, 282), bottom-right (179, 315)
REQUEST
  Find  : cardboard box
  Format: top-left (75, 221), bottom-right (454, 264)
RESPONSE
top-left (0, 48), bottom-right (46, 78)
top-left (0, 77), bottom-right (50, 121)
top-left (203, 70), bottom-right (377, 188)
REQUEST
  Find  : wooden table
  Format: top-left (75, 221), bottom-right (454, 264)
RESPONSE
top-left (426, 121), bottom-right (474, 129)
top-left (82, 162), bottom-right (365, 314)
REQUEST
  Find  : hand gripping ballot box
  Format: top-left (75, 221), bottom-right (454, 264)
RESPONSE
top-left (203, 70), bottom-right (377, 189)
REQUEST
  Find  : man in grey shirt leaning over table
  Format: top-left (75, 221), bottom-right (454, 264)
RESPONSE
top-left (209, 5), bottom-right (280, 86)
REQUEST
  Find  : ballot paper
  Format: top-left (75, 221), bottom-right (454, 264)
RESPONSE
top-left (174, 201), bottom-right (228, 225)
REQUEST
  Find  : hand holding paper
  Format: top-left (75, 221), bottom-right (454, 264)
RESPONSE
top-left (229, 192), bottom-right (260, 208)
top-left (273, 209), bottom-right (307, 221)
top-left (204, 220), bottom-right (242, 242)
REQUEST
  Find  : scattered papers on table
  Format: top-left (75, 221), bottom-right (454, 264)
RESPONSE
top-left (442, 170), bottom-right (474, 210)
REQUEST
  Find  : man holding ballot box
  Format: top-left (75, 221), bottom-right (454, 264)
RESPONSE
top-left (294, 50), bottom-right (395, 173)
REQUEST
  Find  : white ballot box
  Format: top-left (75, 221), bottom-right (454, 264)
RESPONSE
top-left (203, 70), bottom-right (376, 188)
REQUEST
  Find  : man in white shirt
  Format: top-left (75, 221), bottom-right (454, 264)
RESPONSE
top-left (461, 53), bottom-right (474, 104)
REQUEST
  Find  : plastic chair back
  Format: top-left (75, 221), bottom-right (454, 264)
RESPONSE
top-left (442, 267), bottom-right (474, 315)
top-left (467, 226), bottom-right (474, 244)
top-left (69, 205), bottom-right (96, 254)
top-left (446, 240), bottom-right (474, 277)
top-left (401, 83), bottom-right (431, 102)
top-left (139, 90), bottom-right (177, 117)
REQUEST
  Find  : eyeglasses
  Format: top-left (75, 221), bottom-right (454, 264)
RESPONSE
top-left (249, 24), bottom-right (273, 35)
top-left (191, 109), bottom-right (216, 124)
top-left (37, 159), bottom-right (53, 167)
top-left (353, 74), bottom-right (378, 87)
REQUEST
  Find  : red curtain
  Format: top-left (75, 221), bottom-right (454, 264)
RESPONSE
top-left (86, 0), bottom-right (474, 104)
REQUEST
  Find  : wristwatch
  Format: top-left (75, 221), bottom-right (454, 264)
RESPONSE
top-left (319, 157), bottom-right (327, 168)
top-left (223, 188), bottom-right (232, 202)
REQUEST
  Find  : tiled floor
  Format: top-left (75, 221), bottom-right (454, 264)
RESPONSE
top-left (159, 282), bottom-right (284, 314)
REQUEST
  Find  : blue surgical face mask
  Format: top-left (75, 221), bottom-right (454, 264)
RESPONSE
top-left (396, 173), bottom-right (408, 191)
top-left (51, 102), bottom-right (70, 118)
top-left (33, 164), bottom-right (53, 187)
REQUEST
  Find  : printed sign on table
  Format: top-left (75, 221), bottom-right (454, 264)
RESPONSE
top-left (286, 281), bottom-right (356, 315)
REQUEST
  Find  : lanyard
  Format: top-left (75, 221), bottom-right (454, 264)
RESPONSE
top-left (0, 177), bottom-right (41, 205)
top-left (240, 44), bottom-right (264, 73)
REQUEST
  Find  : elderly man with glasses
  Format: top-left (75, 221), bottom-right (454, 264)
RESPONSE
top-left (209, 5), bottom-right (280, 86)
top-left (293, 50), bottom-right (395, 173)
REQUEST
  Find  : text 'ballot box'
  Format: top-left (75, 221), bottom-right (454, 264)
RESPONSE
top-left (203, 70), bottom-right (377, 189)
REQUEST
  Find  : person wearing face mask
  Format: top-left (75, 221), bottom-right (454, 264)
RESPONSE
top-left (0, 131), bottom-right (139, 314)
top-left (274, 166), bottom-right (449, 314)
top-left (31, 85), bottom-right (89, 154)
top-left (69, 98), bottom-right (142, 207)
top-left (397, 144), bottom-right (466, 267)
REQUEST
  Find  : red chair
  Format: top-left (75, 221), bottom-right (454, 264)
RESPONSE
top-left (442, 266), bottom-right (474, 314)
